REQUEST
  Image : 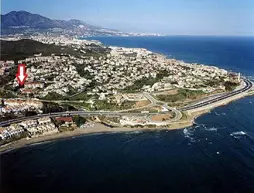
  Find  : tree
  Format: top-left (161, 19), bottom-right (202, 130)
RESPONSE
top-left (73, 115), bottom-right (86, 127)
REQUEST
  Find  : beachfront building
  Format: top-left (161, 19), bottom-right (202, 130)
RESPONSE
top-left (19, 120), bottom-right (38, 129)
top-left (0, 128), bottom-right (5, 140)
top-left (55, 117), bottom-right (73, 126)
top-left (19, 120), bottom-right (38, 136)
top-left (20, 117), bottom-right (58, 137)
top-left (0, 124), bottom-right (25, 140)
top-left (37, 117), bottom-right (58, 135)
top-left (55, 116), bottom-right (78, 129)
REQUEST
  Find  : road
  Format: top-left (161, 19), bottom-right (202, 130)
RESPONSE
top-left (178, 79), bottom-right (253, 111)
top-left (0, 111), bottom-right (170, 127)
top-left (0, 79), bottom-right (252, 127)
top-left (142, 92), bottom-right (182, 121)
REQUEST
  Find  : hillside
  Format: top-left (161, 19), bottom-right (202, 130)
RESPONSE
top-left (0, 39), bottom-right (110, 61)
top-left (1, 39), bottom-right (64, 61)
top-left (1, 11), bottom-right (122, 36)
top-left (1, 11), bottom-right (66, 29)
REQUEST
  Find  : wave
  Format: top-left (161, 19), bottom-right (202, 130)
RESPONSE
top-left (214, 112), bottom-right (220, 116)
top-left (126, 130), bottom-right (144, 135)
top-left (194, 125), bottom-right (201, 129)
top-left (183, 128), bottom-right (193, 136)
top-left (230, 131), bottom-right (248, 139)
top-left (230, 131), bottom-right (247, 136)
top-left (205, 127), bottom-right (218, 131)
top-left (28, 141), bottom-right (52, 146)
top-left (183, 127), bottom-right (196, 143)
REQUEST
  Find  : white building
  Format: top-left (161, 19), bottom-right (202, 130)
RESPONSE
top-left (0, 124), bottom-right (25, 140)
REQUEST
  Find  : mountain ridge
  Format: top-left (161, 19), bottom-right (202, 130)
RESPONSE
top-left (1, 10), bottom-right (121, 35)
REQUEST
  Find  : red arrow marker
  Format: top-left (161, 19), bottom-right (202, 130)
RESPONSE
top-left (16, 64), bottom-right (28, 86)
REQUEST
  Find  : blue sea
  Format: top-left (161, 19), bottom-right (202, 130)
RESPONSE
top-left (87, 36), bottom-right (254, 76)
top-left (1, 36), bottom-right (254, 193)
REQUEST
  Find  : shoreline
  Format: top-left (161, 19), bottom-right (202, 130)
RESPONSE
top-left (0, 122), bottom-right (192, 153)
top-left (1, 91), bottom-right (254, 154)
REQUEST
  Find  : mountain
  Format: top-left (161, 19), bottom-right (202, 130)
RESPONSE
top-left (1, 11), bottom-right (66, 29)
top-left (1, 11), bottom-right (123, 36)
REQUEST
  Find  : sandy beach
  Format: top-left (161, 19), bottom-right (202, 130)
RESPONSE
top-left (1, 89), bottom-right (253, 154)
top-left (0, 122), bottom-right (194, 153)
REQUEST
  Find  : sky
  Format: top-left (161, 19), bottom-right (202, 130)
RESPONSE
top-left (1, 0), bottom-right (254, 36)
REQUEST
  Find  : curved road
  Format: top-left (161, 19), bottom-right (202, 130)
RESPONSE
top-left (0, 79), bottom-right (252, 127)
top-left (179, 79), bottom-right (253, 111)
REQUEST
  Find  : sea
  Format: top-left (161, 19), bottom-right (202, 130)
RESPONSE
top-left (1, 36), bottom-right (254, 193)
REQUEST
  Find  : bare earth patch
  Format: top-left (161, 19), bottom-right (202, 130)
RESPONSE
top-left (135, 100), bottom-right (151, 108)
top-left (151, 114), bottom-right (173, 121)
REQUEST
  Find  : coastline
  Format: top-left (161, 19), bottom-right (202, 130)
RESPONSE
top-left (0, 122), bottom-right (192, 153)
top-left (1, 36), bottom-right (254, 154)
top-left (1, 91), bottom-right (253, 154)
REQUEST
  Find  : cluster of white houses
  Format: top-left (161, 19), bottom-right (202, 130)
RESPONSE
top-left (0, 99), bottom-right (43, 114)
top-left (0, 117), bottom-right (58, 140)
top-left (14, 55), bottom-right (90, 97)
top-left (4, 34), bottom-right (238, 101)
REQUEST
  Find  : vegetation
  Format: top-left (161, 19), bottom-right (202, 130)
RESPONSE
top-left (82, 51), bottom-right (108, 58)
top-left (94, 100), bottom-right (117, 110)
top-left (66, 86), bottom-right (79, 96)
top-left (24, 111), bottom-right (37, 117)
top-left (69, 92), bottom-right (91, 101)
top-left (72, 115), bottom-right (87, 127)
top-left (42, 102), bottom-right (77, 113)
top-left (0, 39), bottom-right (109, 61)
top-left (1, 39), bottom-right (60, 61)
top-left (41, 92), bottom-right (68, 100)
top-left (72, 63), bottom-right (94, 79)
top-left (205, 80), bottom-right (221, 87)
top-left (66, 102), bottom-right (92, 110)
top-left (180, 112), bottom-right (188, 121)
top-left (122, 77), bottom-right (157, 92)
top-left (94, 100), bottom-right (135, 111)
top-left (0, 113), bottom-right (17, 122)
top-left (44, 75), bottom-right (55, 81)
top-left (224, 81), bottom-right (239, 91)
top-left (122, 71), bottom-right (172, 92)
top-left (58, 126), bottom-right (76, 132)
top-left (0, 90), bottom-right (16, 98)
top-left (0, 68), bottom-right (16, 87)
top-left (156, 89), bottom-right (205, 103)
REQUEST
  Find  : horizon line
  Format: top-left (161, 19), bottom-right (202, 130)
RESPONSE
top-left (2, 10), bottom-right (254, 37)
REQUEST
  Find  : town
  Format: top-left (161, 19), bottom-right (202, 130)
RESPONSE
top-left (0, 34), bottom-right (248, 146)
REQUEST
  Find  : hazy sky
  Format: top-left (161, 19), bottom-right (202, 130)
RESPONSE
top-left (1, 0), bottom-right (254, 35)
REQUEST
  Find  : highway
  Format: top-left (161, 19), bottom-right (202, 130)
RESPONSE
top-left (0, 111), bottom-right (169, 127)
top-left (0, 79), bottom-right (252, 127)
top-left (178, 79), bottom-right (253, 111)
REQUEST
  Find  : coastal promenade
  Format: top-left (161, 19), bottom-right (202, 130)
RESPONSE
top-left (0, 79), bottom-right (253, 127)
